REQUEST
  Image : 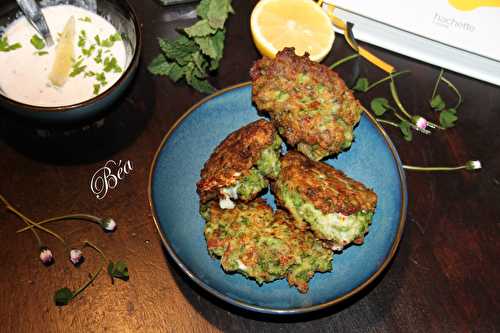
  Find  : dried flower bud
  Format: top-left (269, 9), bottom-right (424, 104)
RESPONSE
top-left (465, 160), bottom-right (482, 170)
top-left (100, 217), bottom-right (116, 231)
top-left (413, 116), bottom-right (428, 130)
top-left (40, 247), bottom-right (53, 265)
top-left (69, 249), bottom-right (83, 265)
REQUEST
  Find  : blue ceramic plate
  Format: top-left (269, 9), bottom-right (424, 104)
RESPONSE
top-left (149, 83), bottom-right (407, 314)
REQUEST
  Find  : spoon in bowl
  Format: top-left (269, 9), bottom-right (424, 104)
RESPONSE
top-left (16, 0), bottom-right (54, 46)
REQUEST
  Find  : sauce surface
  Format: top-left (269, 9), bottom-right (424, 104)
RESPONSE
top-left (0, 5), bottom-right (126, 107)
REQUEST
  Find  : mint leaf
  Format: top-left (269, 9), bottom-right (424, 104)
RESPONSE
top-left (207, 0), bottom-right (233, 29)
top-left (439, 110), bottom-right (458, 128)
top-left (353, 77), bottom-right (369, 92)
top-left (430, 94), bottom-right (446, 111)
top-left (370, 97), bottom-right (390, 116)
top-left (166, 63), bottom-right (186, 82)
top-left (184, 20), bottom-right (217, 37)
top-left (30, 34), bottom-right (45, 50)
top-left (197, 0), bottom-right (211, 19)
top-left (159, 36), bottom-right (198, 65)
top-left (399, 120), bottom-right (413, 141)
top-left (195, 29), bottom-right (225, 60)
top-left (187, 75), bottom-right (215, 94)
top-left (148, 54), bottom-right (170, 75)
top-left (54, 288), bottom-right (73, 306)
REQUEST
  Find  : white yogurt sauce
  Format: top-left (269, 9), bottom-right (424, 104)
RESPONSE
top-left (0, 5), bottom-right (127, 107)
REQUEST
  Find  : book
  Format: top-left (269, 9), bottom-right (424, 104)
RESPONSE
top-left (324, 0), bottom-right (500, 85)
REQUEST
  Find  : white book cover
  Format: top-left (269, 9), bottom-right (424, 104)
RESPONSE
top-left (324, 0), bottom-right (500, 85)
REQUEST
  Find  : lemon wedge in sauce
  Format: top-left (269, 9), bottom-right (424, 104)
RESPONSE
top-left (49, 16), bottom-right (75, 86)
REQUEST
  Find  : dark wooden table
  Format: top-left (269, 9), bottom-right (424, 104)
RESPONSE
top-left (1, 1), bottom-right (499, 332)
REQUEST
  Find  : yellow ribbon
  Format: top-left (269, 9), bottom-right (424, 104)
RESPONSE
top-left (318, 0), bottom-right (395, 73)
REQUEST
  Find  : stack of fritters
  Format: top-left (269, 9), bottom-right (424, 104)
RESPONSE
top-left (250, 47), bottom-right (363, 161)
top-left (201, 199), bottom-right (332, 293)
top-left (197, 49), bottom-right (377, 293)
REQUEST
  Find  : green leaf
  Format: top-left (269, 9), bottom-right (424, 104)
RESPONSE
top-left (35, 50), bottom-right (48, 56)
top-left (399, 120), bottom-right (413, 141)
top-left (30, 34), bottom-right (45, 50)
top-left (207, 0), bottom-right (232, 29)
top-left (159, 36), bottom-right (198, 65)
top-left (353, 77), bottom-right (369, 92)
top-left (54, 288), bottom-right (73, 306)
top-left (148, 54), bottom-right (170, 75)
top-left (108, 260), bottom-right (129, 282)
top-left (430, 94), bottom-right (446, 111)
top-left (184, 19), bottom-right (217, 37)
top-left (191, 51), bottom-right (208, 76)
top-left (188, 75), bottom-right (215, 94)
top-left (195, 29), bottom-right (225, 61)
top-left (167, 63), bottom-right (186, 82)
top-left (196, 0), bottom-right (211, 19)
top-left (370, 97), bottom-right (390, 116)
top-left (439, 110), bottom-right (458, 128)
top-left (448, 108), bottom-right (457, 114)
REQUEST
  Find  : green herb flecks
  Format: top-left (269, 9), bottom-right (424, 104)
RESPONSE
top-left (96, 72), bottom-right (107, 85)
top-left (94, 49), bottom-right (103, 63)
top-left (96, 32), bottom-right (122, 48)
top-left (30, 34), bottom-right (45, 50)
top-left (69, 57), bottom-right (86, 77)
top-left (149, 0), bottom-right (234, 93)
top-left (0, 36), bottom-right (22, 52)
top-left (34, 50), bottom-right (49, 56)
top-left (82, 44), bottom-right (96, 57)
top-left (103, 56), bottom-right (122, 73)
top-left (78, 16), bottom-right (92, 23)
top-left (78, 30), bottom-right (87, 48)
top-left (93, 83), bottom-right (101, 95)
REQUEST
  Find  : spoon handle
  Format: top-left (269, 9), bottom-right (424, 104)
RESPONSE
top-left (16, 0), bottom-right (54, 46)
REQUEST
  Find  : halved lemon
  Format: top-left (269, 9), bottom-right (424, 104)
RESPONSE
top-left (250, 0), bottom-right (335, 62)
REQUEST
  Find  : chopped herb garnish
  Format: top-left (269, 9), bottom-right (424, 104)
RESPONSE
top-left (34, 50), bottom-right (49, 56)
top-left (96, 33), bottom-right (121, 48)
top-left (85, 70), bottom-right (96, 77)
top-left (0, 36), bottom-right (22, 52)
top-left (94, 49), bottom-right (103, 63)
top-left (69, 58), bottom-right (86, 77)
top-left (78, 30), bottom-right (87, 48)
top-left (79, 16), bottom-right (92, 23)
top-left (93, 83), bottom-right (101, 95)
top-left (103, 56), bottom-right (122, 73)
top-left (82, 44), bottom-right (96, 57)
top-left (30, 34), bottom-right (45, 50)
top-left (96, 72), bottom-right (107, 85)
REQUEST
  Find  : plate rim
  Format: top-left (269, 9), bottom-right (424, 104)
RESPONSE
top-left (147, 82), bottom-right (408, 315)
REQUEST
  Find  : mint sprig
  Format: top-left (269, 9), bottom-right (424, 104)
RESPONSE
top-left (148, 0), bottom-right (234, 93)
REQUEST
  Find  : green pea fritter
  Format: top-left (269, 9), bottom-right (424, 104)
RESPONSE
top-left (250, 47), bottom-right (363, 161)
top-left (273, 151), bottom-right (378, 251)
top-left (200, 199), bottom-right (333, 293)
top-left (197, 119), bottom-right (282, 209)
